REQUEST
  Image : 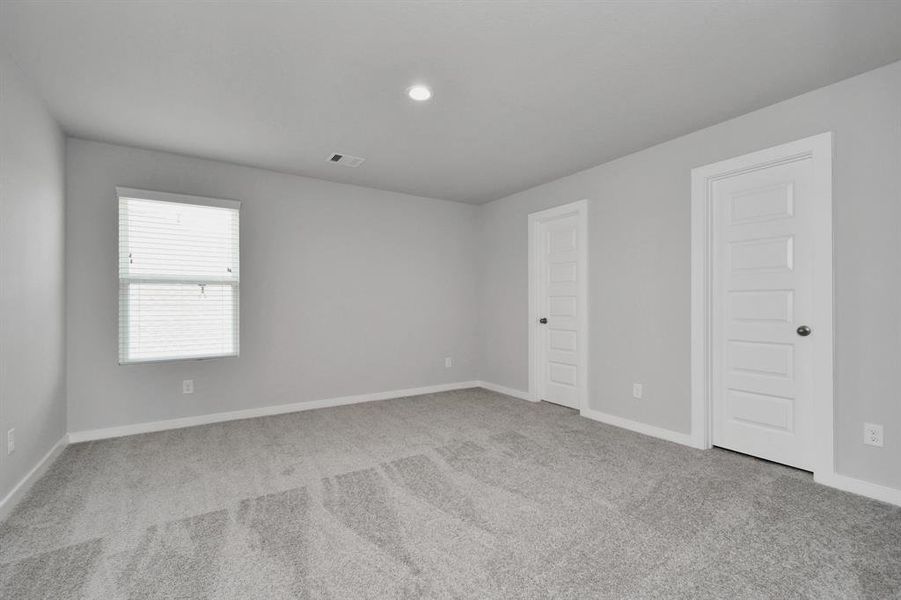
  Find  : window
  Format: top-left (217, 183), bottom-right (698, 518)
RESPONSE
top-left (118, 188), bottom-right (240, 364)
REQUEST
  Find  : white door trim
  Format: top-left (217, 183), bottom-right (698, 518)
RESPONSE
top-left (528, 199), bottom-right (589, 410)
top-left (690, 132), bottom-right (834, 476)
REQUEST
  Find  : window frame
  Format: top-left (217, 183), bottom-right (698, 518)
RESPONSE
top-left (116, 187), bottom-right (241, 365)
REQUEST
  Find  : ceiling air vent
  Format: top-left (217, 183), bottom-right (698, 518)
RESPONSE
top-left (327, 153), bottom-right (365, 168)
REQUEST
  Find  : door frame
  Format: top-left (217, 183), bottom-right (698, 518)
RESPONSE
top-left (690, 132), bottom-right (834, 477)
top-left (528, 199), bottom-right (589, 410)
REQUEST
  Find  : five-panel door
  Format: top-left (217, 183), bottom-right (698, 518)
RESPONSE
top-left (537, 215), bottom-right (582, 409)
top-left (711, 158), bottom-right (816, 470)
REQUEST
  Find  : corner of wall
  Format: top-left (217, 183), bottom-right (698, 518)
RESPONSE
top-left (0, 55), bottom-right (70, 517)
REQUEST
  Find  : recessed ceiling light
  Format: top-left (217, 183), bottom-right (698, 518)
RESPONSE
top-left (407, 85), bottom-right (432, 101)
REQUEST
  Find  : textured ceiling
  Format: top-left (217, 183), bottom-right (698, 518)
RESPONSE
top-left (3, 1), bottom-right (901, 203)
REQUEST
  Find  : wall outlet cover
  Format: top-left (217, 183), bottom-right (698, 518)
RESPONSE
top-left (632, 383), bottom-right (643, 399)
top-left (863, 423), bottom-right (884, 447)
top-left (7, 428), bottom-right (15, 455)
top-left (445, 357), bottom-right (453, 368)
top-left (182, 379), bottom-right (194, 394)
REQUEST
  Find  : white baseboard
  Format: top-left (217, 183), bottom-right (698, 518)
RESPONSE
top-left (580, 407), bottom-right (698, 448)
top-left (36, 381), bottom-right (901, 511)
top-left (815, 471), bottom-right (901, 507)
top-left (476, 381), bottom-right (535, 402)
top-left (476, 384), bottom-right (698, 449)
top-left (0, 435), bottom-right (68, 522)
top-left (580, 405), bottom-right (900, 506)
top-left (68, 380), bottom-right (480, 443)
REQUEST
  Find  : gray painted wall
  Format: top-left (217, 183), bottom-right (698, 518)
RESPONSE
top-left (66, 139), bottom-right (478, 433)
top-left (0, 58), bottom-right (67, 501)
top-left (476, 60), bottom-right (901, 490)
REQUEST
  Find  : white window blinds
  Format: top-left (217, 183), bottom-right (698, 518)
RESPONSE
top-left (118, 188), bottom-right (240, 364)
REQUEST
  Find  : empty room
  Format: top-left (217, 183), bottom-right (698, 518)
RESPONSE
top-left (1, 1), bottom-right (900, 598)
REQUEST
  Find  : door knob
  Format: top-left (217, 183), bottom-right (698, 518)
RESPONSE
top-left (539, 317), bottom-right (548, 324)
top-left (796, 325), bottom-right (811, 337)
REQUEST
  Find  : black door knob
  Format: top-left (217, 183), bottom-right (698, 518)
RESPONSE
top-left (539, 317), bottom-right (548, 324)
top-left (797, 325), bottom-right (811, 337)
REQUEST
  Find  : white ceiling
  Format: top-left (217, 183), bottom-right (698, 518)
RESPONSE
top-left (3, 1), bottom-right (901, 204)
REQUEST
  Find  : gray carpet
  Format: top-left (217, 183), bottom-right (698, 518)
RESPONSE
top-left (1, 388), bottom-right (899, 599)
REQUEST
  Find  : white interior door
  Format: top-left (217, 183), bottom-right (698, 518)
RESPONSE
top-left (529, 201), bottom-right (587, 410)
top-left (710, 150), bottom-right (824, 470)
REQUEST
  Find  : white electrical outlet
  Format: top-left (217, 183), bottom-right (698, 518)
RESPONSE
top-left (445, 357), bottom-right (453, 368)
top-left (182, 379), bottom-right (194, 394)
top-left (864, 423), bottom-right (883, 447)
top-left (7, 428), bottom-right (14, 455)
top-left (632, 383), bottom-right (643, 399)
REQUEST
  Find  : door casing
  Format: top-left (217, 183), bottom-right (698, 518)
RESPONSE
top-left (528, 199), bottom-right (589, 410)
top-left (690, 132), bottom-right (834, 477)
